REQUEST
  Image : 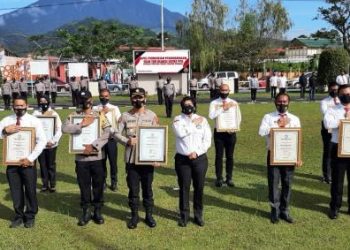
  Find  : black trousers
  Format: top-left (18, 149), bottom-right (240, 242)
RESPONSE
top-left (72, 90), bottom-right (79, 107)
top-left (251, 88), bottom-right (257, 101)
top-left (126, 164), bottom-right (154, 211)
top-left (164, 95), bottom-right (174, 118)
top-left (6, 166), bottom-right (38, 221)
top-left (75, 160), bottom-right (105, 209)
top-left (157, 88), bottom-right (163, 105)
top-left (3, 95), bottom-right (11, 109)
top-left (309, 87), bottom-right (315, 100)
top-left (190, 90), bottom-right (197, 101)
top-left (175, 154), bottom-right (208, 220)
top-left (20, 92), bottom-right (27, 99)
top-left (103, 138), bottom-right (118, 184)
top-left (12, 92), bottom-right (19, 99)
top-left (36, 91), bottom-right (43, 106)
top-left (214, 130), bottom-right (236, 181)
top-left (330, 143), bottom-right (350, 210)
top-left (271, 87), bottom-right (277, 99)
top-left (321, 122), bottom-right (332, 181)
top-left (267, 152), bottom-right (295, 215)
top-left (210, 89), bottom-right (216, 100)
top-left (51, 92), bottom-right (57, 104)
top-left (38, 147), bottom-right (57, 188)
top-left (280, 88), bottom-right (286, 94)
top-left (300, 86), bottom-right (306, 98)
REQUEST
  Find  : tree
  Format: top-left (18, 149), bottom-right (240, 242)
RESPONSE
top-left (310, 28), bottom-right (340, 39)
top-left (318, 0), bottom-right (350, 53)
top-left (317, 48), bottom-right (350, 86)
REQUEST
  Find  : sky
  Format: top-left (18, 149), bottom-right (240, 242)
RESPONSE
top-left (0, 0), bottom-right (331, 39)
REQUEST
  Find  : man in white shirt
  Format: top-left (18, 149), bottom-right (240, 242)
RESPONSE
top-left (277, 72), bottom-right (287, 94)
top-left (320, 82), bottom-right (339, 184)
top-left (0, 97), bottom-right (46, 228)
top-left (324, 84), bottom-right (350, 219)
top-left (33, 95), bottom-right (62, 192)
top-left (209, 84), bottom-right (242, 187)
top-left (336, 70), bottom-right (349, 85)
top-left (259, 93), bottom-right (302, 224)
top-left (249, 73), bottom-right (259, 103)
top-left (270, 72), bottom-right (278, 99)
top-left (173, 96), bottom-right (211, 227)
top-left (94, 88), bottom-right (121, 191)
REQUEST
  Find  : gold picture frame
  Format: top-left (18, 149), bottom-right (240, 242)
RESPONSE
top-left (338, 119), bottom-right (350, 157)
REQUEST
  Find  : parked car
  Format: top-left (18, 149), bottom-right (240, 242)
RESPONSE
top-left (288, 72), bottom-right (314, 88)
top-left (52, 78), bottom-right (71, 93)
top-left (197, 71), bottom-right (239, 89)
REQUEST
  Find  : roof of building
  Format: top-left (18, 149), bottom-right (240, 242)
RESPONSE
top-left (289, 38), bottom-right (343, 49)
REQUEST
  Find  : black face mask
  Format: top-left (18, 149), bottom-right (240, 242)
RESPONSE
top-left (276, 104), bottom-right (288, 114)
top-left (220, 93), bottom-right (229, 99)
top-left (339, 95), bottom-right (350, 104)
top-left (329, 91), bottom-right (337, 98)
top-left (99, 98), bottom-right (109, 106)
top-left (40, 103), bottom-right (49, 112)
top-left (182, 105), bottom-right (195, 115)
top-left (132, 100), bottom-right (145, 109)
top-left (14, 108), bottom-right (27, 117)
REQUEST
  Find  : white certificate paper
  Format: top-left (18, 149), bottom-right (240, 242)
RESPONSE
top-left (139, 128), bottom-right (165, 161)
top-left (70, 116), bottom-right (99, 153)
top-left (37, 116), bottom-right (56, 141)
top-left (216, 105), bottom-right (239, 132)
top-left (5, 130), bottom-right (33, 164)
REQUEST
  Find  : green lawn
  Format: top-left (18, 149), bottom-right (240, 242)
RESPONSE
top-left (0, 98), bottom-right (349, 249)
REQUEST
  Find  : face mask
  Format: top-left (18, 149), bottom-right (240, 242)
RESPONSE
top-left (339, 95), bottom-right (350, 104)
top-left (14, 108), bottom-right (27, 117)
top-left (220, 93), bottom-right (229, 99)
top-left (182, 105), bottom-right (195, 115)
top-left (40, 103), bottom-right (49, 112)
top-left (132, 99), bottom-right (145, 109)
top-left (276, 104), bottom-right (288, 114)
top-left (99, 98), bottom-right (109, 106)
top-left (329, 91), bottom-right (337, 98)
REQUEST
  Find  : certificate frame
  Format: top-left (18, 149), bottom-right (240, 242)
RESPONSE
top-left (216, 104), bottom-right (240, 132)
top-left (338, 119), bottom-right (350, 157)
top-left (36, 115), bottom-right (56, 141)
top-left (3, 127), bottom-right (35, 166)
top-left (270, 128), bottom-right (302, 166)
top-left (135, 126), bottom-right (168, 165)
top-left (69, 115), bottom-right (100, 154)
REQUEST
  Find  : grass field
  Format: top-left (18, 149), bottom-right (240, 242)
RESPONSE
top-left (0, 95), bottom-right (349, 249)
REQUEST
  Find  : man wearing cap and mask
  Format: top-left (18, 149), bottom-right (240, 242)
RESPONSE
top-left (33, 96), bottom-right (62, 193)
top-left (62, 90), bottom-right (111, 226)
top-left (35, 77), bottom-right (45, 107)
top-left (2, 78), bottom-right (12, 110)
top-left (324, 84), bottom-right (350, 219)
top-left (259, 93), bottom-right (302, 224)
top-left (320, 82), bottom-right (339, 184)
top-left (209, 84), bottom-right (242, 188)
top-left (172, 96), bottom-right (211, 227)
top-left (94, 88), bottom-right (121, 191)
top-left (114, 87), bottom-right (159, 229)
top-left (0, 97), bottom-right (46, 228)
top-left (163, 76), bottom-right (176, 118)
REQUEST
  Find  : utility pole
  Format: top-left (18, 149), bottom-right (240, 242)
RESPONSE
top-left (161, 0), bottom-right (164, 51)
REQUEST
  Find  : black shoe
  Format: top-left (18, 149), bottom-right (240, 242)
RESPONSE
top-left (127, 212), bottom-right (139, 229)
top-left (9, 218), bottom-right (23, 228)
top-left (92, 210), bottom-right (104, 224)
top-left (145, 214), bottom-right (157, 228)
top-left (194, 217), bottom-right (204, 227)
top-left (110, 182), bottom-right (117, 192)
top-left (279, 213), bottom-right (294, 223)
top-left (41, 187), bottom-right (49, 192)
top-left (178, 218), bottom-right (188, 227)
top-left (49, 186), bottom-right (56, 193)
top-left (24, 219), bottom-right (35, 228)
top-left (77, 208), bottom-right (91, 226)
top-left (329, 209), bottom-right (338, 219)
top-left (226, 179), bottom-right (235, 187)
top-left (215, 179), bottom-right (223, 187)
top-left (270, 210), bottom-right (279, 224)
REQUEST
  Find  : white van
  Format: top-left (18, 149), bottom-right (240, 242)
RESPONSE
top-left (197, 71), bottom-right (239, 89)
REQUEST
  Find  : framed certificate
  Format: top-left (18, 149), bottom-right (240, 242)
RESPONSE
top-left (36, 116), bottom-right (56, 141)
top-left (216, 105), bottom-right (240, 132)
top-left (69, 115), bottom-right (100, 154)
top-left (270, 128), bottom-right (302, 166)
top-left (338, 120), bottom-right (350, 157)
top-left (3, 127), bottom-right (35, 166)
top-left (135, 126), bottom-right (168, 165)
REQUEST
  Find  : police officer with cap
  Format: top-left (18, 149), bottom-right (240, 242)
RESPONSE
top-left (114, 87), bottom-right (159, 229)
top-left (163, 76), bottom-right (176, 118)
top-left (62, 90), bottom-right (111, 226)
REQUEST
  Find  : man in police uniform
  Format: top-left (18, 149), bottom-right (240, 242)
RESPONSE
top-left (69, 76), bottom-right (80, 107)
top-left (163, 76), bottom-right (176, 118)
top-left (49, 78), bottom-right (58, 108)
top-left (259, 93), bottom-right (302, 224)
top-left (129, 74), bottom-right (139, 96)
top-left (0, 96), bottom-right (46, 228)
top-left (209, 84), bottom-right (242, 187)
top-left (320, 82), bottom-right (339, 184)
top-left (156, 74), bottom-right (164, 105)
top-left (173, 96), bottom-right (211, 227)
top-left (98, 77), bottom-right (107, 92)
top-left (35, 77), bottom-right (45, 107)
top-left (114, 87), bottom-right (159, 229)
top-left (208, 72), bottom-right (216, 100)
top-left (62, 90), bottom-right (111, 226)
top-left (2, 78), bottom-right (12, 110)
top-left (43, 75), bottom-right (50, 98)
top-left (80, 76), bottom-right (89, 91)
top-left (19, 78), bottom-right (28, 99)
top-left (94, 89), bottom-right (121, 191)
top-left (189, 76), bottom-right (198, 106)
top-left (11, 78), bottom-right (20, 100)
